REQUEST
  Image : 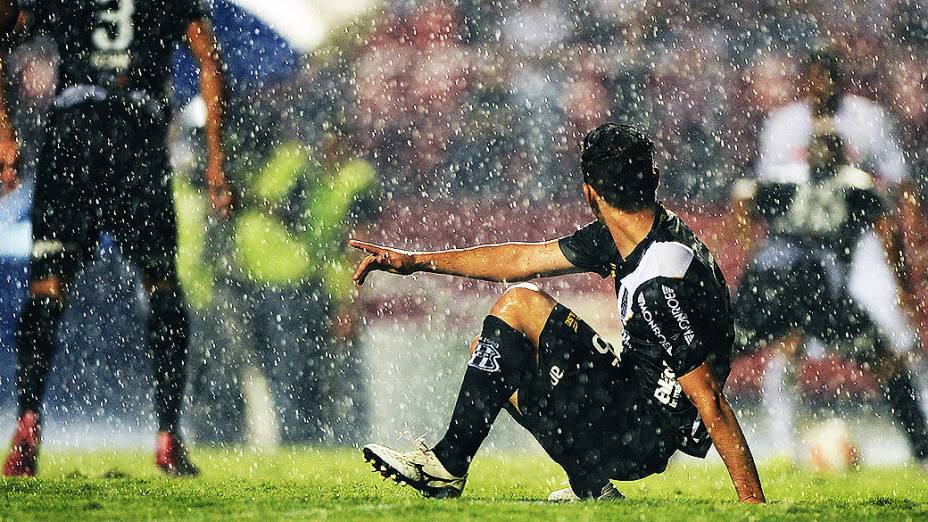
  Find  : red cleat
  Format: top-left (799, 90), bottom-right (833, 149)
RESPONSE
top-left (3, 411), bottom-right (41, 478)
top-left (155, 432), bottom-right (199, 477)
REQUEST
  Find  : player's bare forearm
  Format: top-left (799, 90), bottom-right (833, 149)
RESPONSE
top-left (679, 363), bottom-right (765, 504)
top-left (875, 214), bottom-right (917, 306)
top-left (703, 392), bottom-right (765, 503)
top-left (349, 239), bottom-right (580, 286)
top-left (0, 4), bottom-right (22, 195)
top-left (186, 19), bottom-right (226, 186)
top-left (415, 241), bottom-right (580, 282)
top-left (0, 52), bottom-right (13, 143)
top-left (187, 18), bottom-right (233, 217)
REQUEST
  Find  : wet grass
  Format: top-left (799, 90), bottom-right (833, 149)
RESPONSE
top-left (0, 448), bottom-right (926, 520)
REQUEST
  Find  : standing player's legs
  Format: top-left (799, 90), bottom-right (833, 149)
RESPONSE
top-left (734, 243), bottom-right (821, 459)
top-left (822, 293), bottom-right (928, 462)
top-left (845, 232), bottom-right (928, 461)
top-left (871, 354), bottom-right (928, 461)
top-left (4, 105), bottom-right (99, 477)
top-left (5, 264), bottom-right (83, 477)
top-left (107, 100), bottom-right (196, 475)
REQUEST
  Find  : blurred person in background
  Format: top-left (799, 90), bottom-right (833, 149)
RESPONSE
top-left (0, 0), bottom-right (231, 477)
top-left (182, 109), bottom-right (378, 445)
top-left (733, 129), bottom-right (928, 464)
top-left (747, 46), bottom-right (925, 459)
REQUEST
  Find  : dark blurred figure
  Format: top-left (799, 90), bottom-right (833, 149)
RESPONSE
top-left (733, 129), bottom-right (928, 463)
top-left (0, 0), bottom-right (230, 477)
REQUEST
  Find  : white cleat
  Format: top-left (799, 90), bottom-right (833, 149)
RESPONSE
top-left (547, 482), bottom-right (624, 502)
top-left (362, 439), bottom-right (466, 499)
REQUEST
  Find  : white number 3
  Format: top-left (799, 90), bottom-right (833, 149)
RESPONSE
top-left (92, 0), bottom-right (135, 52)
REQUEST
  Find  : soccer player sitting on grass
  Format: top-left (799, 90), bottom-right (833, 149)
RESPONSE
top-left (349, 123), bottom-right (766, 503)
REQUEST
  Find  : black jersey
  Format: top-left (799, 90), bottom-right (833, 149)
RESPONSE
top-left (755, 165), bottom-right (885, 265)
top-left (24, 0), bottom-right (205, 98)
top-left (558, 205), bottom-right (734, 457)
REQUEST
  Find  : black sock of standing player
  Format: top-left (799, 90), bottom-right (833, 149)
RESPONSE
top-left (15, 296), bottom-right (66, 417)
top-left (883, 370), bottom-right (928, 460)
top-left (148, 286), bottom-right (190, 434)
top-left (432, 316), bottom-right (531, 477)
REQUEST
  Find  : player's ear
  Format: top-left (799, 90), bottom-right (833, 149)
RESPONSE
top-left (582, 183), bottom-right (596, 205)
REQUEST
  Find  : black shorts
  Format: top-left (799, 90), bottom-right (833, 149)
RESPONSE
top-left (505, 304), bottom-right (675, 481)
top-left (735, 239), bottom-right (888, 363)
top-left (31, 96), bottom-right (177, 281)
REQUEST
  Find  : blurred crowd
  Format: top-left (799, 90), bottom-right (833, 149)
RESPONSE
top-left (283, 0), bottom-right (928, 203)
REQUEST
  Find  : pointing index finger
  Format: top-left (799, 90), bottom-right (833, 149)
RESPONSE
top-left (348, 239), bottom-right (386, 255)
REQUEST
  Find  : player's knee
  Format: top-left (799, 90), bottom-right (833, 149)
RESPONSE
top-left (489, 283), bottom-right (555, 331)
top-left (29, 276), bottom-right (67, 302)
top-left (494, 283), bottom-right (548, 309)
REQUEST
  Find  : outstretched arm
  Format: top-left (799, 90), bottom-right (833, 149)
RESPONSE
top-left (678, 362), bottom-right (765, 504)
top-left (186, 18), bottom-right (232, 218)
top-left (0, 0), bottom-right (22, 197)
top-left (349, 239), bottom-right (582, 286)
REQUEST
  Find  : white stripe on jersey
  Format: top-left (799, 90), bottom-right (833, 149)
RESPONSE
top-left (618, 242), bottom-right (695, 322)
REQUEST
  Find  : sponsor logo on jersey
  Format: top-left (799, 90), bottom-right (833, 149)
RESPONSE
top-left (468, 338), bottom-right (501, 372)
top-left (620, 329), bottom-right (631, 353)
top-left (638, 292), bottom-right (674, 354)
top-left (654, 362), bottom-right (682, 408)
top-left (661, 285), bottom-right (696, 345)
top-left (549, 365), bottom-right (564, 386)
top-left (563, 311), bottom-right (580, 333)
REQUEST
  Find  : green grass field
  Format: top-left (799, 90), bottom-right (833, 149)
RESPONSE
top-left (0, 448), bottom-right (925, 521)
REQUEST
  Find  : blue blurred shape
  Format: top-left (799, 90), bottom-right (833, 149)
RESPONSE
top-left (0, 181), bottom-right (32, 405)
top-left (172, 0), bottom-right (301, 106)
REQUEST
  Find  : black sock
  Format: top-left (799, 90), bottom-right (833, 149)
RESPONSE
top-left (15, 296), bottom-right (65, 417)
top-left (149, 287), bottom-right (190, 434)
top-left (883, 371), bottom-right (928, 460)
top-left (432, 316), bottom-right (531, 476)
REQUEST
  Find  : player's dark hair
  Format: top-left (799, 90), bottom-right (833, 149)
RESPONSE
top-left (580, 122), bottom-right (658, 212)
top-left (802, 47), bottom-right (845, 115)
